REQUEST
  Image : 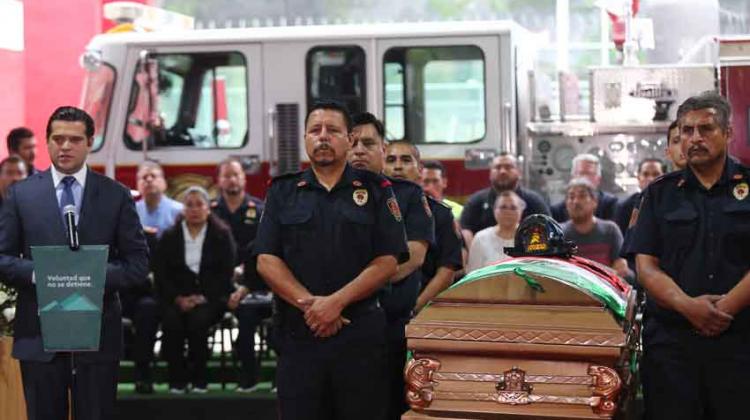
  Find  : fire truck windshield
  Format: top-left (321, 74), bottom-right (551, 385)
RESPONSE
top-left (80, 61), bottom-right (116, 151)
top-left (124, 51), bottom-right (248, 150)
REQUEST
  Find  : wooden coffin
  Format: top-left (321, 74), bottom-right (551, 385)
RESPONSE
top-left (404, 256), bottom-right (639, 419)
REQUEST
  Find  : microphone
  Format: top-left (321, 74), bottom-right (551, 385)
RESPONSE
top-left (63, 204), bottom-right (80, 251)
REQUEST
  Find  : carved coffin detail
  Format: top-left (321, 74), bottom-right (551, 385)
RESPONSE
top-left (408, 324), bottom-right (626, 347)
top-left (434, 371), bottom-right (594, 386)
top-left (404, 358), bottom-right (441, 409)
top-left (589, 365), bottom-right (622, 417)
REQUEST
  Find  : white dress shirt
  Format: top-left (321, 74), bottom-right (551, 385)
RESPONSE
top-left (182, 221), bottom-right (207, 274)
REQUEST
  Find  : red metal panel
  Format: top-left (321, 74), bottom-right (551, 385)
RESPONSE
top-left (0, 49), bottom-right (25, 158)
top-left (721, 65), bottom-right (750, 166)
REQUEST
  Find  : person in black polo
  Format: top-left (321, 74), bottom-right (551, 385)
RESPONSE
top-left (460, 152), bottom-right (549, 247)
top-left (255, 101), bottom-right (408, 420)
top-left (210, 157), bottom-right (267, 392)
top-left (629, 92), bottom-right (750, 420)
top-left (349, 112), bottom-right (434, 420)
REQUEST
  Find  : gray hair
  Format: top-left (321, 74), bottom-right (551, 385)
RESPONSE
top-left (181, 185), bottom-right (210, 203)
top-left (566, 177), bottom-right (598, 200)
top-left (494, 190), bottom-right (526, 211)
top-left (676, 91), bottom-right (732, 132)
top-left (571, 153), bottom-right (601, 177)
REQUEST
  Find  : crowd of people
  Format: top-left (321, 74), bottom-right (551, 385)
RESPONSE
top-left (1, 91), bottom-right (747, 420)
top-left (0, 106), bottom-right (684, 402)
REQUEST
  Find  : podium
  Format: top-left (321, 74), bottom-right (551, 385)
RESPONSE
top-left (31, 246), bottom-right (108, 351)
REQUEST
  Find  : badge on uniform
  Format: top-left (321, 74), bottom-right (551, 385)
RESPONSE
top-left (734, 182), bottom-right (749, 200)
top-left (387, 197), bottom-right (402, 221)
top-left (353, 189), bottom-right (369, 206)
top-left (422, 196), bottom-right (432, 218)
top-left (246, 207), bottom-right (257, 219)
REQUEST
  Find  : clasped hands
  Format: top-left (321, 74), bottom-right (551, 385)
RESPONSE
top-left (681, 294), bottom-right (733, 337)
top-left (297, 295), bottom-right (350, 339)
top-left (175, 294), bottom-right (207, 312)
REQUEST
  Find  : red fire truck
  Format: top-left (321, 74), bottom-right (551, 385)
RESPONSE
top-left (80, 3), bottom-right (532, 199)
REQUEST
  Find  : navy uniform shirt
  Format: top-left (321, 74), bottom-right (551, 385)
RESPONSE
top-left (422, 197), bottom-right (464, 286)
top-left (253, 165), bottom-right (409, 328)
top-left (211, 193), bottom-right (264, 258)
top-left (211, 193), bottom-right (264, 290)
top-left (380, 177), bottom-right (434, 321)
top-left (461, 186), bottom-right (550, 234)
top-left (629, 158), bottom-right (750, 331)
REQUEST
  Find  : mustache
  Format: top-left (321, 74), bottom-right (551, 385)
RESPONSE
top-left (688, 146), bottom-right (708, 155)
top-left (313, 143), bottom-right (333, 153)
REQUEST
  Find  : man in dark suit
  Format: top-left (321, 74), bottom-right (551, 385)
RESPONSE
top-left (0, 106), bottom-right (149, 420)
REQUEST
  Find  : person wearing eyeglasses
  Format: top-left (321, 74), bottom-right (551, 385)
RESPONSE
top-left (465, 190), bottom-right (525, 273)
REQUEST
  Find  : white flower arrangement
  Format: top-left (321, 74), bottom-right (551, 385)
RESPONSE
top-left (0, 283), bottom-right (17, 336)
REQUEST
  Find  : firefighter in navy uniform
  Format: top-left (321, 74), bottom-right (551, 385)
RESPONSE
top-left (210, 157), bottom-right (269, 392)
top-left (416, 195), bottom-right (464, 314)
top-left (255, 101), bottom-right (408, 420)
top-left (349, 112), bottom-right (434, 420)
top-left (628, 93), bottom-right (750, 420)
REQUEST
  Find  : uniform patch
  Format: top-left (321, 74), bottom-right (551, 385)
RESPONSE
top-left (627, 208), bottom-right (640, 228)
top-left (422, 196), bottom-right (432, 218)
top-left (733, 182), bottom-right (749, 200)
top-left (353, 189), bottom-right (369, 206)
top-left (246, 208), bottom-right (257, 219)
top-left (387, 197), bottom-right (402, 221)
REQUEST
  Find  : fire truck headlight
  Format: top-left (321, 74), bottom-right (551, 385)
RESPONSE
top-left (80, 50), bottom-right (103, 72)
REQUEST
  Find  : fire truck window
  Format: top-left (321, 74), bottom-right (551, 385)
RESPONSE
top-left (384, 62), bottom-right (405, 139)
top-left (383, 46), bottom-right (485, 144)
top-left (306, 46), bottom-right (366, 116)
top-left (124, 51), bottom-right (248, 150)
top-left (80, 62), bottom-right (116, 152)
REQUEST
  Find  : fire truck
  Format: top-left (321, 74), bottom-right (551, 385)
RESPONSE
top-left (81, 3), bottom-right (533, 199)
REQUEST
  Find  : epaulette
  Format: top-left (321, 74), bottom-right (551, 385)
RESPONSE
top-left (426, 195), bottom-right (452, 209)
top-left (266, 170), bottom-right (304, 187)
top-left (650, 170), bottom-right (683, 186)
top-left (350, 167), bottom-right (392, 188)
top-left (387, 175), bottom-right (422, 190)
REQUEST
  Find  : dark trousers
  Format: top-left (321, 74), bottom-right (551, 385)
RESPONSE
top-left (121, 291), bottom-right (160, 382)
top-left (641, 321), bottom-right (750, 420)
top-left (161, 301), bottom-right (225, 388)
top-left (385, 318), bottom-right (409, 420)
top-left (20, 354), bottom-right (118, 420)
top-left (234, 301), bottom-right (272, 388)
top-left (276, 309), bottom-right (387, 420)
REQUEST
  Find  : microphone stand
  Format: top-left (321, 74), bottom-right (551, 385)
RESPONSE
top-left (64, 206), bottom-right (80, 420)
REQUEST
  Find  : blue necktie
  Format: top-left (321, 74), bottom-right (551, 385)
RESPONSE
top-left (60, 176), bottom-right (76, 219)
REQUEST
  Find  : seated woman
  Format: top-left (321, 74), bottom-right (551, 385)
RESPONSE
top-left (154, 186), bottom-right (236, 393)
top-left (466, 191), bottom-right (525, 273)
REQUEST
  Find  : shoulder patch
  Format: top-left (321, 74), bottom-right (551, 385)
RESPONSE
top-left (386, 197), bottom-right (402, 221)
top-left (421, 195), bottom-right (432, 218)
